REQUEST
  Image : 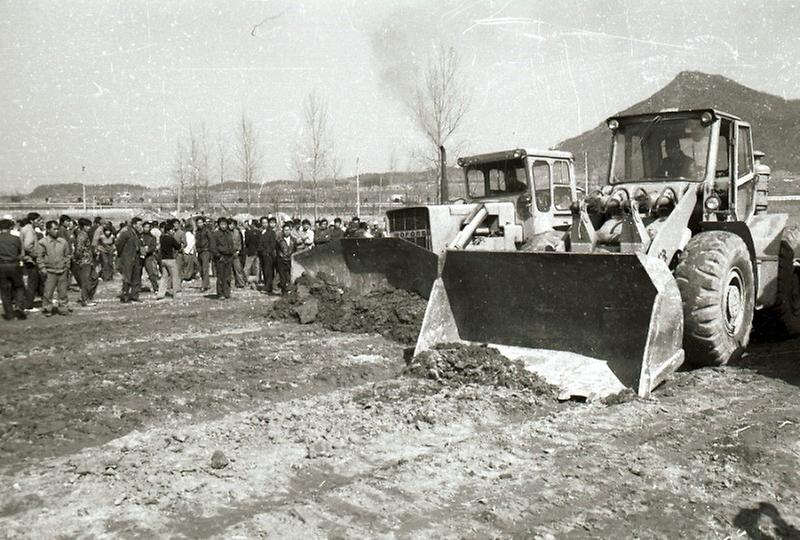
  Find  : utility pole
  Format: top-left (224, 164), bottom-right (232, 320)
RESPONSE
top-left (378, 174), bottom-right (383, 216)
top-left (584, 151), bottom-right (589, 194)
top-left (177, 167), bottom-right (182, 215)
top-left (81, 165), bottom-right (87, 212)
top-left (355, 157), bottom-right (361, 217)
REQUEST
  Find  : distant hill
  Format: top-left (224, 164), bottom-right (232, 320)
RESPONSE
top-left (555, 71), bottom-right (800, 188)
top-left (28, 183), bottom-right (150, 201)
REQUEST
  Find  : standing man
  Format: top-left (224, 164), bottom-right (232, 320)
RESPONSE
top-left (259, 216), bottom-right (277, 293)
top-left (91, 217), bottom-right (107, 277)
top-left (73, 218), bottom-right (99, 307)
top-left (315, 218), bottom-right (331, 245)
top-left (181, 220), bottom-right (197, 282)
top-left (297, 219), bottom-right (315, 252)
top-left (210, 217), bottom-right (235, 299)
top-left (56, 215), bottom-right (76, 289)
top-left (230, 219), bottom-right (246, 288)
top-left (195, 217), bottom-right (212, 292)
top-left (19, 212), bottom-right (43, 311)
top-left (36, 220), bottom-right (72, 316)
top-left (243, 219), bottom-right (262, 287)
top-left (330, 218), bottom-right (344, 240)
top-left (275, 222), bottom-right (296, 295)
top-left (156, 222), bottom-right (182, 300)
top-left (97, 226), bottom-right (116, 281)
top-left (116, 217), bottom-right (144, 303)
top-left (0, 218), bottom-right (26, 320)
top-left (172, 219), bottom-right (186, 279)
top-left (140, 221), bottom-right (160, 293)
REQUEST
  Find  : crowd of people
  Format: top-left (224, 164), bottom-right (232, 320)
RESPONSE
top-left (0, 212), bottom-right (385, 320)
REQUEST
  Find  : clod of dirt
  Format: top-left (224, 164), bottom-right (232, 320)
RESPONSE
top-left (405, 343), bottom-right (557, 396)
top-left (601, 388), bottom-right (637, 406)
top-left (294, 298), bottom-right (319, 324)
top-left (268, 273), bottom-right (427, 345)
top-left (210, 450), bottom-right (229, 469)
top-left (306, 440), bottom-right (333, 459)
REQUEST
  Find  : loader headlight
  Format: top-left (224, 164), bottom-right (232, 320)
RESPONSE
top-left (607, 119), bottom-right (619, 130)
top-left (700, 111), bottom-right (714, 125)
top-left (457, 158), bottom-right (465, 167)
top-left (705, 194), bottom-right (721, 211)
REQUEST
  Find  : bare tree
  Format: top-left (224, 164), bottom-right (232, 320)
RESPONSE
top-left (409, 45), bottom-right (470, 203)
top-left (198, 123), bottom-right (210, 207)
top-left (216, 131), bottom-right (227, 206)
top-left (172, 138), bottom-right (188, 213)
top-left (295, 91), bottom-right (332, 220)
top-left (186, 129), bottom-right (202, 209)
top-left (236, 114), bottom-right (261, 211)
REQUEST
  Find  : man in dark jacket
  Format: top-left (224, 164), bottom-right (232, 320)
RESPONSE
top-left (19, 212), bottom-right (43, 311)
top-left (195, 217), bottom-right (212, 292)
top-left (276, 222), bottom-right (296, 295)
top-left (210, 217), bottom-right (235, 299)
top-left (156, 223), bottom-right (182, 299)
top-left (244, 219), bottom-right (262, 286)
top-left (230, 219), bottom-right (246, 288)
top-left (140, 221), bottom-right (160, 293)
top-left (0, 218), bottom-right (26, 320)
top-left (73, 218), bottom-right (99, 307)
top-left (115, 217), bottom-right (144, 303)
top-left (259, 216), bottom-right (277, 293)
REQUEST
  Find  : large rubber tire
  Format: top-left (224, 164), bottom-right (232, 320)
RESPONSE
top-left (757, 226), bottom-right (800, 338)
top-left (674, 231), bottom-right (755, 367)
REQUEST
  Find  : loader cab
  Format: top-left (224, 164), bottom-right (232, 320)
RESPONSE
top-left (459, 149), bottom-right (576, 240)
top-left (707, 115), bottom-right (758, 223)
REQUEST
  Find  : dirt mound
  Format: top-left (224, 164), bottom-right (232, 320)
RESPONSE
top-left (405, 343), bottom-right (557, 395)
top-left (268, 273), bottom-right (426, 345)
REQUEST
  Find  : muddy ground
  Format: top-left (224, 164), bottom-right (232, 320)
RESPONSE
top-left (1, 278), bottom-right (799, 539)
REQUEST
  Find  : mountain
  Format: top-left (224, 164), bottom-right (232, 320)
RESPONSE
top-left (27, 183), bottom-right (150, 201)
top-left (555, 71), bottom-right (800, 188)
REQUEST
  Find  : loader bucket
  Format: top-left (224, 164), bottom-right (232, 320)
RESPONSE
top-left (415, 250), bottom-right (685, 399)
top-left (291, 238), bottom-right (439, 299)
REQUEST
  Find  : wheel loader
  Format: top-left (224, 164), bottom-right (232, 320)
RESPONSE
top-left (416, 109), bottom-right (800, 399)
top-left (291, 149), bottom-right (580, 298)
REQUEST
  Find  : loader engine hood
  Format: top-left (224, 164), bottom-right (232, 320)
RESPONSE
top-left (387, 202), bottom-right (521, 256)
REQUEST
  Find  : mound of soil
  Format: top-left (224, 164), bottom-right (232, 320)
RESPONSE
top-left (268, 273), bottom-right (426, 345)
top-left (405, 343), bottom-right (557, 395)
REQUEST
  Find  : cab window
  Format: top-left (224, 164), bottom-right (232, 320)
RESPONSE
top-left (531, 161), bottom-right (551, 211)
top-left (552, 160), bottom-right (572, 211)
top-left (737, 126), bottom-right (753, 178)
top-left (465, 159), bottom-right (527, 199)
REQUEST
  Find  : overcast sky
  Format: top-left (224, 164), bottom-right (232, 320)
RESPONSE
top-left (1, 0), bottom-right (798, 192)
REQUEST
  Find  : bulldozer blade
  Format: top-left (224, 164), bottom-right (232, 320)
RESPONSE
top-left (291, 238), bottom-right (439, 298)
top-left (415, 250), bottom-right (685, 399)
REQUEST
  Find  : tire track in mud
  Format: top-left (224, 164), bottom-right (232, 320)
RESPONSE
top-left (150, 347), bottom-right (800, 538)
top-left (0, 286), bottom-right (408, 467)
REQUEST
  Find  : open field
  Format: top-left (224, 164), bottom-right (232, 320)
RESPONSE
top-left (1, 278), bottom-right (799, 538)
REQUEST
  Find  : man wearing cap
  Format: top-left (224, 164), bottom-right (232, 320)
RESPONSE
top-left (19, 212), bottom-right (43, 311)
top-left (229, 218), bottom-right (246, 288)
top-left (259, 216), bottom-right (277, 293)
top-left (140, 221), bottom-right (160, 293)
top-left (275, 222), bottom-right (296, 295)
top-left (0, 218), bottom-right (26, 320)
top-left (36, 220), bottom-right (72, 316)
top-left (116, 217), bottom-right (144, 303)
top-left (210, 217), bottom-right (235, 299)
top-left (195, 217), bottom-right (212, 292)
top-left (74, 218), bottom-right (99, 307)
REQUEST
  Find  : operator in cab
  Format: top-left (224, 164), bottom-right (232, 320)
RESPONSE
top-left (655, 136), bottom-right (695, 178)
top-left (504, 167), bottom-right (527, 194)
